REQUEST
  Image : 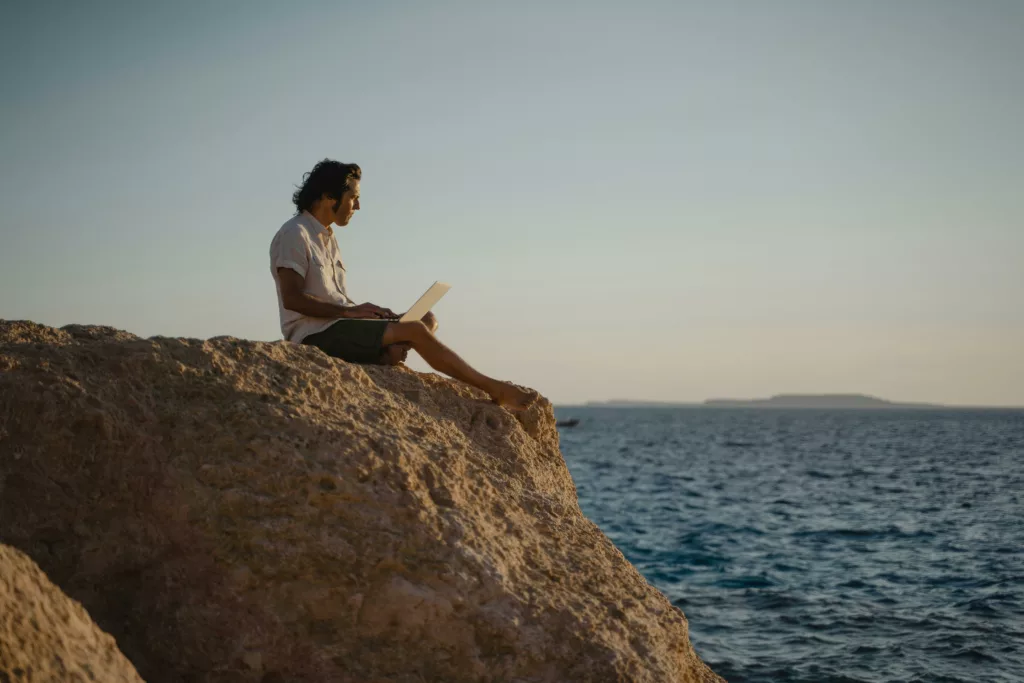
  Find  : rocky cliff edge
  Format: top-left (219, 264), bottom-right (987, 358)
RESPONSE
top-left (0, 320), bottom-right (723, 683)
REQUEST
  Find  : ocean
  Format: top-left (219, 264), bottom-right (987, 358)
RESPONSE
top-left (553, 407), bottom-right (1024, 683)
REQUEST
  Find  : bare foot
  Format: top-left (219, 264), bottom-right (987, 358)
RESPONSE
top-left (489, 382), bottom-right (538, 412)
top-left (380, 343), bottom-right (411, 366)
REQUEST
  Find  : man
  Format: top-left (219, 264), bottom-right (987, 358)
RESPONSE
top-left (269, 159), bottom-right (537, 411)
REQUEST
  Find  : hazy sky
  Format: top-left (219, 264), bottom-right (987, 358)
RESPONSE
top-left (1, 1), bottom-right (1022, 406)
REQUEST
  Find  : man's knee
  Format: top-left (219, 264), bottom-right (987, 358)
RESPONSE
top-left (384, 320), bottom-right (431, 346)
top-left (406, 320), bottom-right (434, 348)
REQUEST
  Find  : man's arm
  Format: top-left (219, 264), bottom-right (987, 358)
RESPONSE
top-left (277, 268), bottom-right (396, 319)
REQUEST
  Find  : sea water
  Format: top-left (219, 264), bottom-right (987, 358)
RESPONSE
top-left (554, 407), bottom-right (1024, 683)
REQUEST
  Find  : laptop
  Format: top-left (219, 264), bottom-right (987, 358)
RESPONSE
top-left (398, 281), bottom-right (451, 322)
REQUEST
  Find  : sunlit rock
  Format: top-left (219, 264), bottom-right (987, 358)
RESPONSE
top-left (0, 320), bottom-right (723, 683)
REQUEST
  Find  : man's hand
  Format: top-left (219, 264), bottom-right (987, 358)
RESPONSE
top-left (345, 302), bottom-right (398, 320)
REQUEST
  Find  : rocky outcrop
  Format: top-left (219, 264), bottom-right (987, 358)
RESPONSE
top-left (0, 542), bottom-right (144, 682)
top-left (0, 320), bottom-right (723, 683)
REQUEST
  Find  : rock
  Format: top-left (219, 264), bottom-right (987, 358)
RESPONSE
top-left (0, 320), bottom-right (723, 683)
top-left (0, 542), bottom-right (144, 682)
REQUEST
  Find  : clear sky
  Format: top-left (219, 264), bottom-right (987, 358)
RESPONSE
top-left (1, 1), bottom-right (1022, 406)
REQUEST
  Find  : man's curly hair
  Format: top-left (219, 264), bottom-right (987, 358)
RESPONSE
top-left (292, 159), bottom-right (362, 213)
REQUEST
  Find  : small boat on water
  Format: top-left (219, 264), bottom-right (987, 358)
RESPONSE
top-left (555, 418), bottom-right (580, 428)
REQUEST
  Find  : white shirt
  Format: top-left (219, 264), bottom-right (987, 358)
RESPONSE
top-left (269, 211), bottom-right (352, 342)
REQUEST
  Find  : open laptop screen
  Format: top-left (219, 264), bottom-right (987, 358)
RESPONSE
top-left (399, 281), bottom-right (451, 323)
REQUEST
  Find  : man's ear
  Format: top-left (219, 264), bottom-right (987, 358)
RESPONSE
top-left (320, 192), bottom-right (340, 213)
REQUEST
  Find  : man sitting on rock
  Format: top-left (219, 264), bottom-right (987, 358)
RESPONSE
top-left (270, 159), bottom-right (537, 411)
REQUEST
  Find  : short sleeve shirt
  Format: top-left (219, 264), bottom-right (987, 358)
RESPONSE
top-left (269, 211), bottom-right (352, 342)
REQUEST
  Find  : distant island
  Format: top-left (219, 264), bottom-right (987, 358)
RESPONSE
top-left (701, 394), bottom-right (942, 409)
top-left (584, 394), bottom-right (1019, 410)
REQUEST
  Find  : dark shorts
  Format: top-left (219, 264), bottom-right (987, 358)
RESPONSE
top-left (301, 319), bottom-right (391, 364)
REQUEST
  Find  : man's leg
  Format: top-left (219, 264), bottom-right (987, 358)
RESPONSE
top-left (380, 343), bottom-right (410, 366)
top-left (380, 311), bottom-right (437, 365)
top-left (382, 321), bottom-right (536, 411)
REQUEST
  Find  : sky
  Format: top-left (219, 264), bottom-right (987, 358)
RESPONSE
top-left (1, 1), bottom-right (1022, 406)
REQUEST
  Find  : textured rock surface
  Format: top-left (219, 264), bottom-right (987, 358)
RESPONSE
top-left (0, 542), bottom-right (144, 682)
top-left (0, 320), bottom-right (723, 683)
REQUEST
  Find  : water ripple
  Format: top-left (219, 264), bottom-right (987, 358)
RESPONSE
top-left (557, 408), bottom-right (1024, 683)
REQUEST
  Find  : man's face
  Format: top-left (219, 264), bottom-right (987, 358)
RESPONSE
top-left (332, 179), bottom-right (361, 227)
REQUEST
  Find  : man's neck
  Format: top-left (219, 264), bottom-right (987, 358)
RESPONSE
top-left (306, 208), bottom-right (335, 233)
